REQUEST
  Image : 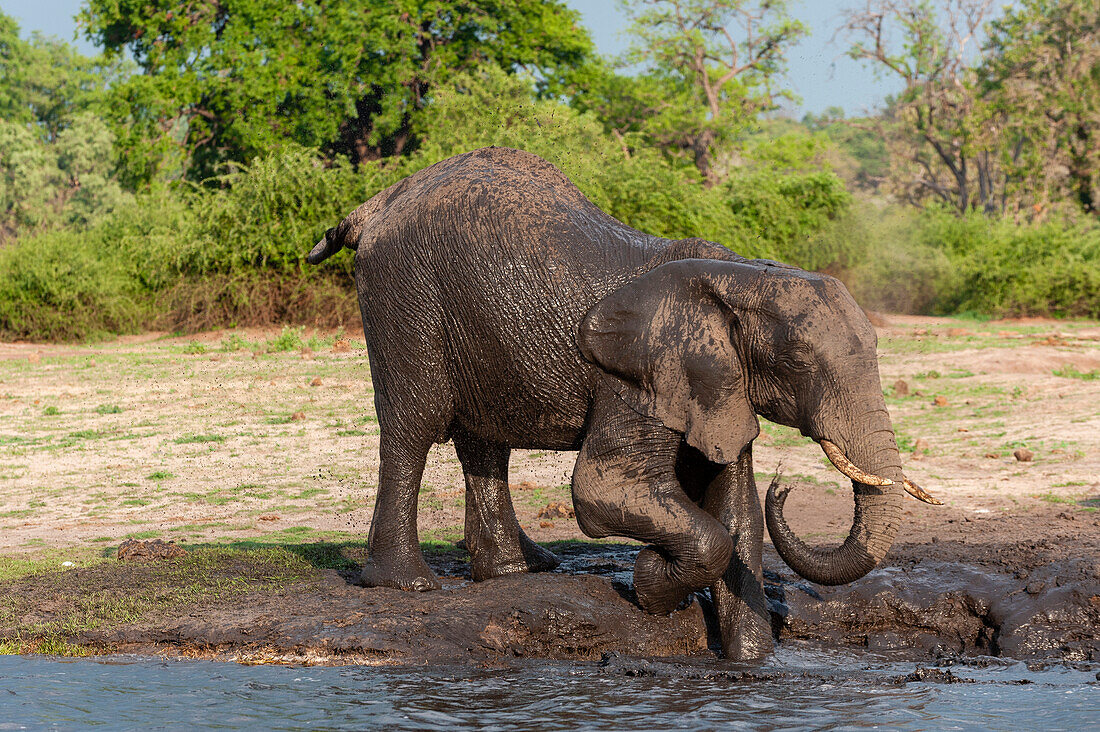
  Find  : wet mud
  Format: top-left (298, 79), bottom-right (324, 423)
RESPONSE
top-left (6, 516), bottom-right (1093, 667)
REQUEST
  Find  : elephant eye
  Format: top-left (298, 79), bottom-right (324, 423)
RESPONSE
top-left (774, 343), bottom-right (816, 374)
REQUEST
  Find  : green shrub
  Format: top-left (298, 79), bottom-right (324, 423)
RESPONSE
top-left (927, 211), bottom-right (1100, 318)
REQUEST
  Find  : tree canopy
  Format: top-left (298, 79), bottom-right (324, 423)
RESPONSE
top-left (77, 0), bottom-right (592, 183)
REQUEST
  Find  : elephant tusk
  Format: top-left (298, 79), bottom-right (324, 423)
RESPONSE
top-left (820, 439), bottom-right (894, 486)
top-left (902, 478), bottom-right (943, 505)
top-left (820, 439), bottom-right (943, 505)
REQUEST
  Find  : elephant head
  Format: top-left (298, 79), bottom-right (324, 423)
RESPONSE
top-left (578, 258), bottom-right (939, 587)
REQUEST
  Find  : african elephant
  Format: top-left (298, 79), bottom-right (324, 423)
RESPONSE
top-left (307, 147), bottom-right (938, 661)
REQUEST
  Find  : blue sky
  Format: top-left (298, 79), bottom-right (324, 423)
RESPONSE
top-left (3, 0), bottom-right (903, 116)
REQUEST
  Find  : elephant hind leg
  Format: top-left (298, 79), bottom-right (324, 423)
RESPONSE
top-left (361, 430), bottom-right (441, 591)
top-left (572, 392), bottom-right (733, 615)
top-left (453, 430), bottom-right (560, 581)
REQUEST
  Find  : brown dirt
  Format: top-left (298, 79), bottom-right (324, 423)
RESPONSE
top-left (0, 315), bottom-right (1098, 664)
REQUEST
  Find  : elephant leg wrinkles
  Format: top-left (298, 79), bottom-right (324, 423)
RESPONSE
top-left (453, 430), bottom-right (561, 581)
top-left (360, 431), bottom-right (441, 591)
top-left (572, 384), bottom-right (734, 615)
top-left (697, 447), bottom-right (774, 661)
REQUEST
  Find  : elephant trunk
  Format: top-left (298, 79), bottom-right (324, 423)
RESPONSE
top-left (764, 410), bottom-right (909, 586)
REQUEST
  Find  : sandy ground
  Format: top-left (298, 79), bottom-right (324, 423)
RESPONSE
top-left (0, 315), bottom-right (1097, 561)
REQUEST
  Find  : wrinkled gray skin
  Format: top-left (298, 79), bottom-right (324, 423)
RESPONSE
top-left (307, 147), bottom-right (908, 661)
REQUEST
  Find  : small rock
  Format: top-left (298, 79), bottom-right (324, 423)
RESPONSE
top-left (931, 536), bottom-right (939, 543)
top-left (1013, 448), bottom-right (1034, 462)
top-left (893, 379), bottom-right (910, 397)
top-left (310, 377), bottom-right (323, 387)
top-left (209, 355), bottom-right (222, 361)
top-left (259, 514), bottom-right (280, 522)
top-left (914, 328), bottom-right (928, 336)
top-left (1057, 511), bottom-right (1076, 521)
top-left (933, 396), bottom-right (949, 407)
top-left (946, 328), bottom-right (972, 337)
top-left (1025, 581), bottom-right (1045, 595)
top-left (117, 539), bottom-right (188, 562)
top-left (957, 428), bottom-right (968, 433)
top-left (539, 521), bottom-right (554, 529)
top-left (537, 501), bottom-right (575, 520)
top-left (332, 339), bottom-right (351, 353)
top-left (984, 452), bottom-right (1000, 459)
top-left (291, 411), bottom-right (306, 421)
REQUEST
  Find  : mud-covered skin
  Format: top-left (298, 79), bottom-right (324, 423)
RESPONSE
top-left (311, 147), bottom-right (910, 661)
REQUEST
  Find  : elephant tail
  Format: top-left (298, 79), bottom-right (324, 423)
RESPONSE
top-left (306, 227), bottom-right (347, 264)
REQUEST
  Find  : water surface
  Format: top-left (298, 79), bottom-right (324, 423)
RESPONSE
top-left (1, 651), bottom-right (1096, 730)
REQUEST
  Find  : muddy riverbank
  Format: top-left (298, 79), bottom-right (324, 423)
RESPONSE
top-left (0, 316), bottom-right (1097, 665)
top-left (3, 507), bottom-right (1096, 666)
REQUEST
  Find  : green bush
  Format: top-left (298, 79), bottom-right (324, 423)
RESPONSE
top-left (842, 205), bottom-right (1100, 317)
top-left (926, 211), bottom-right (1100, 318)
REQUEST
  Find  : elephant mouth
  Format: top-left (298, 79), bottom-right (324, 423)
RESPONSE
top-left (819, 439), bottom-right (942, 505)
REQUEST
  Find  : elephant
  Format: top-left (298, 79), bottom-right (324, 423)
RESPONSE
top-left (306, 146), bottom-right (939, 661)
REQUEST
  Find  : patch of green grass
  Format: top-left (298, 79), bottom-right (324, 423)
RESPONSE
top-left (0, 547), bottom-right (319, 647)
top-left (183, 342), bottom-right (207, 355)
top-left (420, 525), bottom-right (464, 545)
top-left (1053, 365), bottom-right (1100, 381)
top-left (914, 370), bottom-right (941, 379)
top-left (220, 333), bottom-right (254, 352)
top-left (0, 637), bottom-right (95, 657)
top-left (1035, 493), bottom-right (1075, 505)
top-left (146, 471), bottom-right (174, 481)
top-left (336, 429), bottom-right (370, 437)
top-left (289, 487), bottom-right (327, 500)
top-left (68, 429), bottom-right (106, 440)
top-left (263, 326), bottom-right (306, 353)
top-left (42, 406), bottom-right (61, 416)
top-left (94, 404), bottom-right (123, 414)
top-left (121, 498), bottom-right (153, 507)
top-left (172, 434), bottom-right (225, 444)
top-left (124, 530), bottom-right (162, 539)
top-left (0, 550), bottom-right (106, 581)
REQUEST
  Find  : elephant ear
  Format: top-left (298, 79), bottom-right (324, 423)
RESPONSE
top-left (578, 259), bottom-right (759, 464)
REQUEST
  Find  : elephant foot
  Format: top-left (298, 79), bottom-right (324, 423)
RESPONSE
top-left (470, 531), bottom-right (560, 582)
top-left (360, 549), bottom-right (440, 591)
top-left (714, 604), bottom-right (773, 662)
top-left (710, 562), bottom-right (774, 661)
top-left (633, 547), bottom-right (693, 615)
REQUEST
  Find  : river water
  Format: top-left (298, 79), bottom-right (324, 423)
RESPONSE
top-left (1, 650), bottom-right (1096, 730)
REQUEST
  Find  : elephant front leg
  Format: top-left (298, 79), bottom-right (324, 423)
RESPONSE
top-left (453, 431), bottom-right (560, 581)
top-left (572, 392), bottom-right (733, 616)
top-left (702, 445), bottom-right (773, 661)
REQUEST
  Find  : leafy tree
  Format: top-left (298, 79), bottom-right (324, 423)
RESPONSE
top-left (802, 108), bottom-right (890, 190)
top-left (594, 0), bottom-right (806, 184)
top-left (78, 1), bottom-right (592, 183)
top-left (982, 0), bottom-right (1100, 215)
top-left (0, 113), bottom-right (128, 240)
top-left (843, 0), bottom-right (1003, 214)
top-left (0, 10), bottom-right (118, 142)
